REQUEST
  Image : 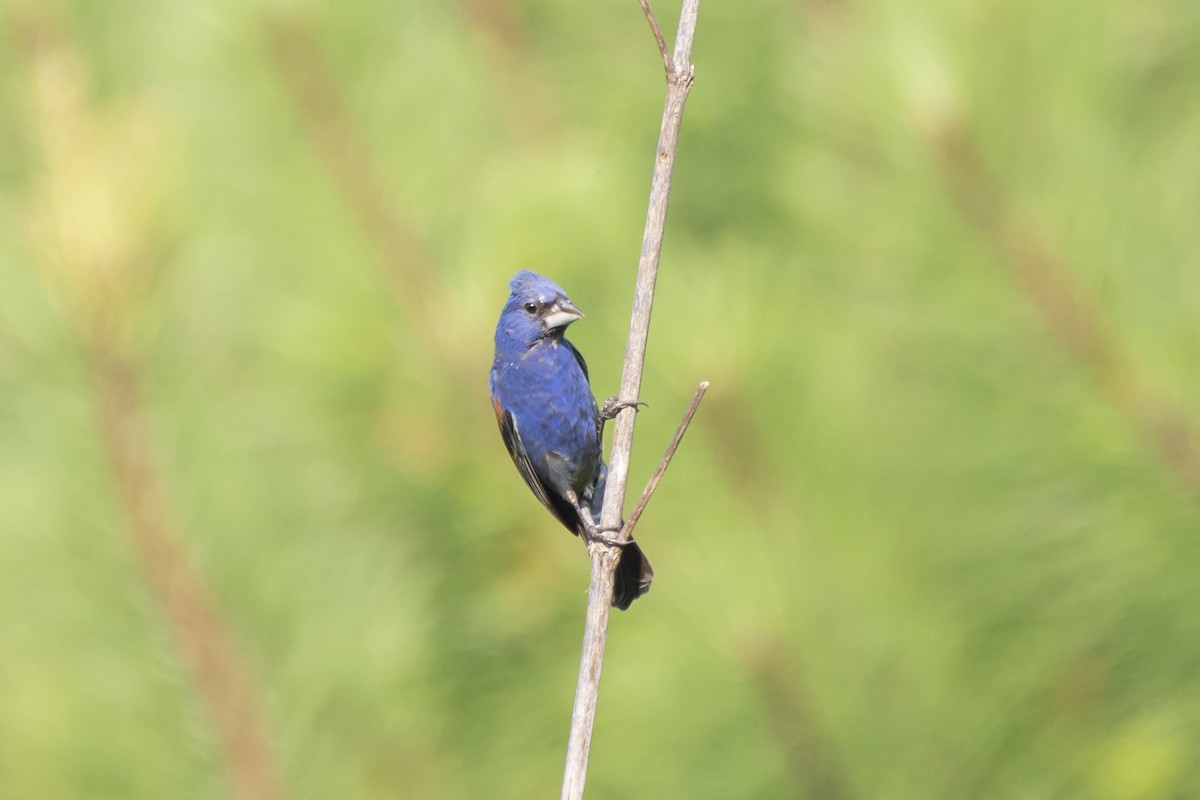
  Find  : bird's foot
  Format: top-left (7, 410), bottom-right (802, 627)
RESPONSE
top-left (567, 489), bottom-right (629, 548)
top-left (600, 397), bottom-right (648, 421)
top-left (582, 523), bottom-right (630, 549)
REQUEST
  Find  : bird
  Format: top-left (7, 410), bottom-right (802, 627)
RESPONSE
top-left (489, 270), bottom-right (653, 610)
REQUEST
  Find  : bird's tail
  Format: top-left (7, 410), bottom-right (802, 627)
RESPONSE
top-left (613, 539), bottom-right (653, 610)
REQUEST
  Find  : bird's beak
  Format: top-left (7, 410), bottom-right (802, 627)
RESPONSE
top-left (543, 299), bottom-right (584, 330)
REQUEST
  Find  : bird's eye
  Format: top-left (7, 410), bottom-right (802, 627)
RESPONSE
top-left (523, 302), bottom-right (538, 315)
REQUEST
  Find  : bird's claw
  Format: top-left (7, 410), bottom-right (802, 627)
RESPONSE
top-left (566, 489), bottom-right (628, 548)
top-left (582, 523), bottom-right (630, 549)
top-left (600, 397), bottom-right (648, 421)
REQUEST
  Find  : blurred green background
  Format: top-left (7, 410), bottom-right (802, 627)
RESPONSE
top-left (3, 0), bottom-right (1200, 798)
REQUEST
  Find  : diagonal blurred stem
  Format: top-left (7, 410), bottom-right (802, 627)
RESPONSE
top-left (561, 2), bottom-right (701, 798)
top-left (746, 637), bottom-right (853, 800)
top-left (91, 346), bottom-right (287, 800)
top-left (264, 13), bottom-right (459, 370)
top-left (451, 0), bottom-right (561, 142)
top-left (933, 121), bottom-right (1200, 505)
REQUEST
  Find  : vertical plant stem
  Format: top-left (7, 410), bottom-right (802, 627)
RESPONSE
top-left (598, 63), bottom-right (696, 535)
top-left (561, 3), bottom-right (701, 798)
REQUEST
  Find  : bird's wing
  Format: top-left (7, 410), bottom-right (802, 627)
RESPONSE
top-left (563, 338), bottom-right (590, 383)
top-left (492, 392), bottom-right (580, 535)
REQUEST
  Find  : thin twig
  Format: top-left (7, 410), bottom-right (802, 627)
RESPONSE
top-left (561, 2), bottom-right (701, 798)
top-left (621, 381), bottom-right (709, 539)
top-left (638, 0), bottom-right (671, 73)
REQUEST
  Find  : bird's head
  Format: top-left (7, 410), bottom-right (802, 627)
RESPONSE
top-left (497, 270), bottom-right (584, 347)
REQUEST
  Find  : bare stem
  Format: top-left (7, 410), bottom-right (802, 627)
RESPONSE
top-left (560, 544), bottom-right (617, 800)
top-left (599, 0), bottom-right (699, 547)
top-left (561, 2), bottom-right (701, 798)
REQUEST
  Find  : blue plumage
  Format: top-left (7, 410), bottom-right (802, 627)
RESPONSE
top-left (489, 271), bottom-right (653, 609)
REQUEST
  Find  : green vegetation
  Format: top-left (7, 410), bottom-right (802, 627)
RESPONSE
top-left (2, 1), bottom-right (1200, 797)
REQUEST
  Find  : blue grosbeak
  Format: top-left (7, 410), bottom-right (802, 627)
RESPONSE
top-left (489, 271), bottom-right (653, 609)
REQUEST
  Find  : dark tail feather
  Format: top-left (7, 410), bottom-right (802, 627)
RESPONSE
top-left (612, 538), bottom-right (653, 610)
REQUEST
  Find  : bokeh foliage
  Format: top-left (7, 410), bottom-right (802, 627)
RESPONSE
top-left (3, 0), bottom-right (1200, 798)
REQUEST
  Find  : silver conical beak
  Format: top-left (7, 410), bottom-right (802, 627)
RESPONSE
top-left (543, 299), bottom-right (584, 330)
